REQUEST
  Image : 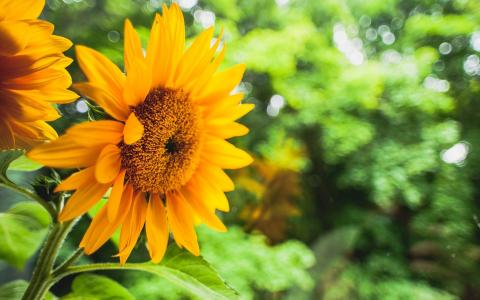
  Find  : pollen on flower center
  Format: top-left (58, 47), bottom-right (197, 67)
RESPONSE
top-left (119, 88), bottom-right (202, 194)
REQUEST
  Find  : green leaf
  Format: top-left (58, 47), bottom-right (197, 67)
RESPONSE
top-left (62, 274), bottom-right (134, 300)
top-left (0, 202), bottom-right (51, 269)
top-left (0, 280), bottom-right (28, 300)
top-left (8, 155), bottom-right (43, 172)
top-left (0, 149), bottom-right (23, 179)
top-left (67, 246), bottom-right (238, 300)
top-left (0, 280), bottom-right (55, 300)
top-left (125, 246), bottom-right (237, 300)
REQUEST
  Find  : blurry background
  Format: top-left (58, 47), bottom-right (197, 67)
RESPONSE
top-left (1, 0), bottom-right (480, 299)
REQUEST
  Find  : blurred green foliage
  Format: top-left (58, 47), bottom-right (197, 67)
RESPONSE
top-left (1, 0), bottom-right (480, 299)
top-left (127, 227), bottom-right (315, 300)
top-left (0, 280), bottom-right (55, 300)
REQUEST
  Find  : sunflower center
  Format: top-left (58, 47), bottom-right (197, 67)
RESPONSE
top-left (165, 136), bottom-right (181, 154)
top-left (119, 88), bottom-right (202, 194)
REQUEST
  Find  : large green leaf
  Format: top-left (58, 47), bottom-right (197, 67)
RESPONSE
top-left (62, 274), bottom-right (134, 300)
top-left (0, 202), bottom-right (51, 269)
top-left (0, 280), bottom-right (55, 300)
top-left (8, 155), bottom-right (43, 172)
top-left (140, 246), bottom-right (238, 300)
top-left (0, 149), bottom-right (42, 177)
top-left (70, 246), bottom-right (238, 300)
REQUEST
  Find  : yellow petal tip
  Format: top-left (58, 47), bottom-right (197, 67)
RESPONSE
top-left (123, 113), bottom-right (144, 144)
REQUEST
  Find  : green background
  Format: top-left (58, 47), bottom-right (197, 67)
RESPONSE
top-left (1, 0), bottom-right (480, 299)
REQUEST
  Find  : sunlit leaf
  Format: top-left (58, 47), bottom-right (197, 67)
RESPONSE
top-left (134, 245), bottom-right (237, 300)
top-left (0, 202), bottom-right (51, 269)
top-left (8, 155), bottom-right (43, 172)
top-left (62, 274), bottom-right (134, 300)
top-left (110, 245), bottom-right (237, 300)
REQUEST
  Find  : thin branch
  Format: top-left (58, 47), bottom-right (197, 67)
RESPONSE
top-left (53, 248), bottom-right (84, 275)
top-left (51, 263), bottom-right (150, 283)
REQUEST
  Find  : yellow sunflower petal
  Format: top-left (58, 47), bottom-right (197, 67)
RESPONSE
top-left (74, 83), bottom-right (129, 121)
top-left (75, 45), bottom-right (125, 100)
top-left (124, 112), bottom-right (144, 144)
top-left (80, 190), bottom-right (133, 254)
top-left (107, 169), bottom-right (126, 222)
top-left (124, 19), bottom-right (144, 73)
top-left (186, 43), bottom-right (226, 95)
top-left (66, 120), bottom-right (124, 147)
top-left (23, 19), bottom-right (53, 35)
top-left (0, 117), bottom-right (15, 149)
top-left (20, 28), bottom-right (72, 57)
top-left (27, 136), bottom-right (102, 168)
top-left (58, 182), bottom-right (110, 222)
top-left (197, 162), bottom-right (234, 192)
top-left (10, 120), bottom-right (58, 146)
top-left (0, 55), bottom-right (65, 79)
top-left (114, 185), bottom-right (135, 253)
top-left (0, 0), bottom-right (45, 21)
top-left (206, 121), bottom-right (250, 139)
top-left (211, 103), bottom-right (255, 121)
top-left (117, 191), bottom-right (147, 264)
top-left (146, 13), bottom-right (169, 88)
top-left (202, 138), bottom-right (253, 169)
top-left (0, 89), bottom-right (61, 122)
top-left (123, 58), bottom-right (151, 107)
top-left (173, 27), bottom-right (214, 88)
top-left (10, 89), bottom-right (78, 104)
top-left (183, 28), bottom-right (224, 85)
top-left (80, 206), bottom-right (113, 254)
top-left (146, 194), bottom-right (169, 263)
top-left (195, 64), bottom-right (246, 104)
top-left (6, 67), bottom-right (71, 90)
top-left (95, 144), bottom-right (121, 183)
top-left (166, 190), bottom-right (199, 256)
top-left (55, 166), bottom-right (95, 192)
top-left (0, 21), bottom-right (30, 55)
top-left (190, 172), bottom-right (230, 212)
top-left (206, 101), bottom-right (255, 121)
top-left (163, 3), bottom-right (185, 87)
top-left (182, 184), bottom-right (227, 232)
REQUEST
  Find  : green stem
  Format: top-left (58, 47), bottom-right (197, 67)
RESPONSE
top-left (51, 263), bottom-right (150, 282)
top-left (0, 181), bottom-right (56, 218)
top-left (22, 220), bottom-right (76, 300)
top-left (52, 248), bottom-right (84, 275)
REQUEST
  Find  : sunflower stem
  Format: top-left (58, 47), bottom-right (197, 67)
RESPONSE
top-left (22, 219), bottom-right (76, 300)
top-left (51, 263), bottom-right (152, 282)
top-left (52, 247), bottom-right (84, 275)
top-left (0, 181), bottom-right (57, 218)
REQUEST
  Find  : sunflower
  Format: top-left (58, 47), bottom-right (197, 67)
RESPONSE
top-left (0, 0), bottom-right (78, 149)
top-left (28, 3), bottom-right (253, 263)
